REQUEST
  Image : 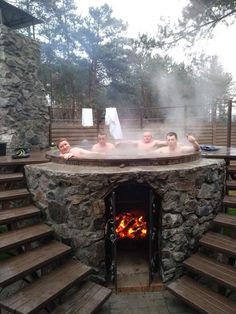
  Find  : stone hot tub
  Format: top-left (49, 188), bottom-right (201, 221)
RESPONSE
top-left (24, 152), bottom-right (225, 286)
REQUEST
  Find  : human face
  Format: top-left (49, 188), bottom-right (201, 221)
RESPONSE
top-left (58, 140), bottom-right (71, 154)
top-left (167, 135), bottom-right (177, 149)
top-left (143, 132), bottom-right (152, 143)
top-left (98, 135), bottom-right (107, 146)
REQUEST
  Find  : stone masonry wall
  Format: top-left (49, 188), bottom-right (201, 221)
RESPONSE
top-left (0, 25), bottom-right (49, 150)
top-left (25, 158), bottom-right (225, 282)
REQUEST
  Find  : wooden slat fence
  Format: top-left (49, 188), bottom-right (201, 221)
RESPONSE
top-left (51, 121), bottom-right (236, 147)
top-left (51, 123), bottom-right (99, 146)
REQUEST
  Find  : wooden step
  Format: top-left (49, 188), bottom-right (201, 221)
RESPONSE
top-left (0, 259), bottom-right (92, 314)
top-left (226, 180), bottom-right (236, 191)
top-left (0, 172), bottom-right (24, 182)
top-left (0, 241), bottom-right (72, 287)
top-left (199, 231), bottom-right (236, 256)
top-left (0, 205), bottom-right (41, 225)
top-left (167, 276), bottom-right (236, 314)
top-left (51, 281), bottom-right (112, 314)
top-left (223, 195), bottom-right (236, 207)
top-left (0, 223), bottom-right (53, 252)
top-left (183, 253), bottom-right (236, 291)
top-left (0, 188), bottom-right (30, 201)
top-left (0, 152), bottom-right (48, 166)
top-left (214, 213), bottom-right (236, 229)
top-left (227, 166), bottom-right (236, 175)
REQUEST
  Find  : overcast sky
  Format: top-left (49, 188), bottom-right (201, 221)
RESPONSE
top-left (74, 0), bottom-right (236, 81)
top-left (75, 0), bottom-right (188, 37)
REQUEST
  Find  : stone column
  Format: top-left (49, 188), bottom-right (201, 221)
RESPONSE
top-left (0, 25), bottom-right (49, 150)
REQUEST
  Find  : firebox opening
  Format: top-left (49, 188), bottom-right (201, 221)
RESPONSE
top-left (105, 182), bottom-right (160, 290)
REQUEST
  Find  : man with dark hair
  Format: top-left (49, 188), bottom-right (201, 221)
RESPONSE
top-left (154, 133), bottom-right (200, 155)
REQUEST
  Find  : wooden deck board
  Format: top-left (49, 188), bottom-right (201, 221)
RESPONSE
top-left (0, 260), bottom-right (92, 314)
top-left (183, 253), bottom-right (236, 290)
top-left (223, 195), bottom-right (236, 207)
top-left (0, 241), bottom-right (72, 287)
top-left (199, 231), bottom-right (236, 256)
top-left (0, 151), bottom-right (48, 166)
top-left (0, 173), bottom-right (24, 182)
top-left (167, 276), bottom-right (236, 314)
top-left (51, 281), bottom-right (112, 314)
top-left (0, 205), bottom-right (41, 225)
top-left (0, 188), bottom-right (29, 201)
top-left (214, 213), bottom-right (236, 229)
top-left (0, 223), bottom-right (53, 251)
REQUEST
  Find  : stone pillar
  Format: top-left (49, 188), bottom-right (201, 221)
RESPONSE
top-left (0, 25), bottom-right (49, 151)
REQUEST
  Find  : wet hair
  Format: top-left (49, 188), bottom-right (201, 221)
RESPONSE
top-left (56, 137), bottom-right (69, 148)
top-left (166, 132), bottom-right (178, 140)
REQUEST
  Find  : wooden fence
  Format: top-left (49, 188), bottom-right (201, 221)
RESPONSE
top-left (49, 100), bottom-right (236, 147)
top-left (50, 121), bottom-right (236, 147)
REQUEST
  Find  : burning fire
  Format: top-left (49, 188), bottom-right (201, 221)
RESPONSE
top-left (115, 212), bottom-right (147, 239)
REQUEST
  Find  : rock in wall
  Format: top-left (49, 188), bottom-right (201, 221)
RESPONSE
top-left (0, 25), bottom-right (49, 151)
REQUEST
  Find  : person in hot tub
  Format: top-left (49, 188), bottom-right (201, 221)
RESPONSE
top-left (57, 138), bottom-right (95, 160)
top-left (154, 132), bottom-right (200, 156)
top-left (91, 133), bottom-right (115, 153)
top-left (137, 131), bottom-right (167, 152)
top-left (116, 131), bottom-right (166, 153)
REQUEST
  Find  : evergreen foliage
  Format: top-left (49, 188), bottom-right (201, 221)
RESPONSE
top-left (10, 0), bottom-right (235, 121)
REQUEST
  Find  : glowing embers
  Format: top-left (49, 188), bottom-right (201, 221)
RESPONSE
top-left (115, 212), bottom-right (147, 239)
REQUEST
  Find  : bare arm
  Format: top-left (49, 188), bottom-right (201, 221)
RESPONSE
top-left (154, 140), bottom-right (167, 148)
top-left (186, 135), bottom-right (200, 151)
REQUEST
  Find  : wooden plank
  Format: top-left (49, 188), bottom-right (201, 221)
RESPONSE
top-left (0, 151), bottom-right (48, 166)
top-left (0, 188), bottom-right (29, 201)
top-left (226, 180), bottom-right (236, 191)
top-left (199, 231), bottom-right (236, 256)
top-left (51, 281), bottom-right (112, 314)
top-left (0, 173), bottom-right (24, 182)
top-left (223, 195), bottom-right (236, 207)
top-left (183, 253), bottom-right (236, 290)
top-left (167, 276), bottom-right (236, 314)
top-left (0, 242), bottom-right (72, 287)
top-left (227, 166), bottom-right (236, 174)
top-left (0, 260), bottom-right (92, 314)
top-left (0, 205), bottom-right (41, 225)
top-left (214, 213), bottom-right (236, 229)
top-left (0, 223), bottom-right (53, 251)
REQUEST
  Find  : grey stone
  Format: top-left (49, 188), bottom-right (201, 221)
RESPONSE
top-left (25, 159), bottom-right (225, 282)
top-left (0, 25), bottom-right (49, 149)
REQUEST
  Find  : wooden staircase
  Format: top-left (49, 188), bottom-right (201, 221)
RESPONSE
top-left (0, 156), bottom-right (111, 314)
top-left (167, 163), bottom-right (236, 313)
top-left (167, 213), bottom-right (236, 313)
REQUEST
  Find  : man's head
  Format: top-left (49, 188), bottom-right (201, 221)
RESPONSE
top-left (97, 133), bottom-right (107, 146)
top-left (166, 132), bottom-right (178, 149)
top-left (142, 132), bottom-right (153, 143)
top-left (57, 138), bottom-right (71, 154)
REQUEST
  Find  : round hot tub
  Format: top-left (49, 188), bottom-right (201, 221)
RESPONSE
top-left (46, 149), bottom-right (201, 167)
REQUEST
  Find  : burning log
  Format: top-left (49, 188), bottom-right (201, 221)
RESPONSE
top-left (115, 212), bottom-right (147, 239)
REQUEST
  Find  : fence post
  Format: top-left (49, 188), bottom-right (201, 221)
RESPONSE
top-left (227, 99), bottom-right (232, 147)
top-left (212, 103), bottom-right (216, 145)
top-left (48, 106), bottom-right (52, 146)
